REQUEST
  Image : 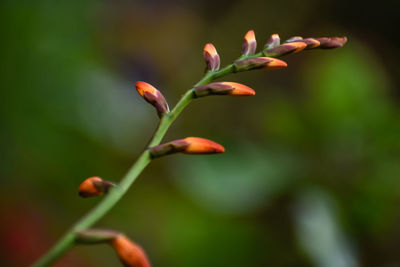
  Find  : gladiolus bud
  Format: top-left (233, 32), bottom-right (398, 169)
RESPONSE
top-left (136, 81), bottom-right (169, 117)
top-left (263, 42), bottom-right (307, 57)
top-left (265, 34), bottom-right (280, 49)
top-left (149, 137), bottom-right (225, 158)
top-left (241, 30), bottom-right (257, 56)
top-left (111, 235), bottom-right (151, 267)
top-left (203, 43), bottom-right (220, 71)
top-left (315, 36), bottom-right (347, 49)
top-left (194, 82), bottom-right (255, 97)
top-left (234, 57), bottom-right (287, 72)
top-left (78, 177), bottom-right (115, 198)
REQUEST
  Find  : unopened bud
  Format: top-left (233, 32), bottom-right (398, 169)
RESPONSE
top-left (203, 43), bottom-right (220, 71)
top-left (285, 37), bottom-right (320, 50)
top-left (111, 235), bottom-right (151, 267)
top-left (136, 81), bottom-right (169, 117)
top-left (234, 57), bottom-right (287, 72)
top-left (78, 177), bottom-right (115, 198)
top-left (315, 36), bottom-right (347, 49)
top-left (76, 229), bottom-right (119, 244)
top-left (263, 42), bottom-right (307, 57)
top-left (265, 34), bottom-right (280, 49)
top-left (286, 36), bottom-right (303, 42)
top-left (241, 30), bottom-right (257, 56)
top-left (149, 137), bottom-right (225, 158)
top-left (194, 82), bottom-right (255, 97)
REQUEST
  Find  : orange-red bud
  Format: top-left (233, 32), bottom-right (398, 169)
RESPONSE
top-left (111, 235), bottom-right (151, 267)
top-left (265, 33), bottom-right (280, 49)
top-left (234, 57), bottom-right (287, 72)
top-left (136, 81), bottom-right (169, 117)
top-left (78, 177), bottom-right (115, 198)
top-left (194, 82), bottom-right (255, 97)
top-left (242, 30), bottom-right (257, 56)
top-left (203, 43), bottom-right (220, 71)
top-left (149, 137), bottom-right (225, 158)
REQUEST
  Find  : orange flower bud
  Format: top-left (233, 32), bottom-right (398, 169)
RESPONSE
top-left (315, 36), bottom-right (347, 49)
top-left (203, 43), bottom-right (220, 71)
top-left (234, 57), bottom-right (287, 72)
top-left (241, 30), bottom-right (257, 56)
top-left (111, 235), bottom-right (151, 267)
top-left (265, 33), bottom-right (280, 49)
top-left (136, 81), bottom-right (169, 117)
top-left (263, 42), bottom-right (307, 57)
top-left (78, 177), bottom-right (115, 198)
top-left (149, 137), bottom-right (225, 158)
top-left (194, 82), bottom-right (255, 97)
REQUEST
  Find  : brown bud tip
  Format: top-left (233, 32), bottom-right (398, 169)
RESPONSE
top-left (78, 177), bottom-right (114, 198)
top-left (234, 57), bottom-right (287, 72)
top-left (111, 235), bottom-right (151, 267)
top-left (194, 82), bottom-right (255, 97)
top-left (265, 33), bottom-right (280, 49)
top-left (135, 81), bottom-right (169, 117)
top-left (183, 137), bottom-right (225, 154)
top-left (263, 42), bottom-right (307, 57)
top-left (315, 36), bottom-right (347, 49)
top-left (242, 30), bottom-right (257, 56)
top-left (203, 43), bottom-right (220, 71)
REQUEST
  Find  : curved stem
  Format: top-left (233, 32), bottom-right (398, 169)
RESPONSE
top-left (31, 63), bottom-right (237, 267)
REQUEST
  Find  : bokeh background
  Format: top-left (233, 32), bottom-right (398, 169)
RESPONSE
top-left (1, 0), bottom-right (399, 266)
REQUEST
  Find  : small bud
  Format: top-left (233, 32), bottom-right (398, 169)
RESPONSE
top-left (194, 82), bottom-right (255, 97)
top-left (111, 235), bottom-right (151, 267)
top-left (315, 36), bottom-right (347, 49)
top-left (203, 43), bottom-right (220, 71)
top-left (265, 34), bottom-right (280, 49)
top-left (285, 36), bottom-right (303, 43)
top-left (301, 38), bottom-right (320, 49)
top-left (149, 137), bottom-right (225, 158)
top-left (241, 30), bottom-right (257, 56)
top-left (78, 177), bottom-right (115, 198)
top-left (76, 229), bottom-right (119, 244)
top-left (263, 42), bottom-right (307, 57)
top-left (136, 81), bottom-right (169, 117)
top-left (234, 57), bottom-right (287, 72)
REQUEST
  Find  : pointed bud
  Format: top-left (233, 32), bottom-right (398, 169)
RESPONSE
top-left (76, 229), bottom-right (120, 244)
top-left (234, 57), bottom-right (287, 72)
top-left (78, 177), bottom-right (115, 198)
top-left (203, 43), bottom-right (220, 71)
top-left (286, 36), bottom-right (303, 43)
top-left (194, 82), bottom-right (255, 97)
top-left (263, 42), bottom-right (307, 57)
top-left (136, 81), bottom-right (169, 117)
top-left (111, 235), bottom-right (151, 267)
top-left (301, 38), bottom-right (320, 49)
top-left (149, 137), bottom-right (225, 158)
top-left (265, 34), bottom-right (280, 49)
top-left (315, 36), bottom-right (347, 49)
top-left (242, 30), bottom-right (257, 56)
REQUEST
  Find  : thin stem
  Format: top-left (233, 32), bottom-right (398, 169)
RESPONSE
top-left (31, 63), bottom-right (237, 267)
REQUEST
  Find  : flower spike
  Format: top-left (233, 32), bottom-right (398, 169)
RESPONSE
top-left (234, 57), bottom-right (287, 72)
top-left (78, 177), bottom-right (115, 198)
top-left (149, 137), bottom-right (225, 158)
top-left (194, 82), bottom-right (255, 97)
top-left (136, 81), bottom-right (169, 118)
top-left (242, 30), bottom-right (257, 56)
top-left (203, 43), bottom-right (220, 71)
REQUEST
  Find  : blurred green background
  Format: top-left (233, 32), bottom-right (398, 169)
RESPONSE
top-left (1, 0), bottom-right (399, 266)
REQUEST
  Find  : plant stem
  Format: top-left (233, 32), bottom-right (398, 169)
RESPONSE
top-left (31, 63), bottom-right (237, 267)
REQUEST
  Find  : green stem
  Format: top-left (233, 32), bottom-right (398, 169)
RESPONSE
top-left (31, 63), bottom-right (237, 267)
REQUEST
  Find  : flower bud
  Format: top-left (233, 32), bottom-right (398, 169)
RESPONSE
top-left (285, 37), bottom-right (320, 49)
top-left (315, 36), bottom-right (347, 49)
top-left (194, 82), bottom-right (255, 97)
top-left (149, 137), bottom-right (225, 158)
top-left (78, 177), bottom-right (115, 198)
top-left (203, 43), bottom-right (220, 71)
top-left (285, 36), bottom-right (303, 43)
top-left (111, 235), bottom-right (151, 267)
top-left (233, 57), bottom-right (287, 72)
top-left (241, 30), bottom-right (257, 56)
top-left (136, 81), bottom-right (169, 118)
top-left (263, 42), bottom-right (307, 57)
top-left (265, 34), bottom-right (280, 49)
